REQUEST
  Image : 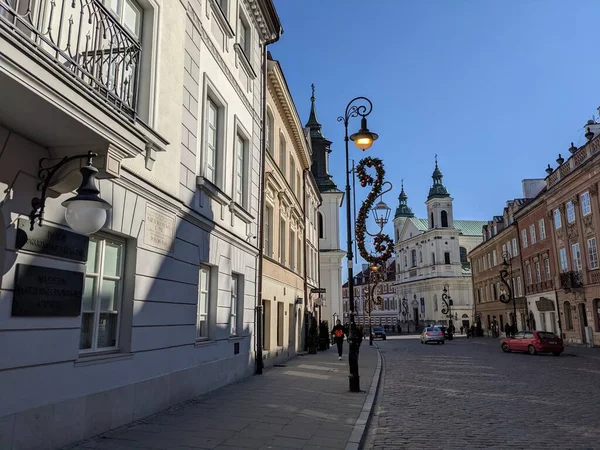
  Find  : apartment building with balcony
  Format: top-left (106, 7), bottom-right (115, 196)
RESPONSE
top-left (393, 161), bottom-right (485, 329)
top-left (260, 56), bottom-right (321, 367)
top-left (0, 0), bottom-right (281, 447)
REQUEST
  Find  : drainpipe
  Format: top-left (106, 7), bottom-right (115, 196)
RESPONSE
top-left (303, 169), bottom-right (309, 351)
top-left (255, 32), bottom-right (281, 376)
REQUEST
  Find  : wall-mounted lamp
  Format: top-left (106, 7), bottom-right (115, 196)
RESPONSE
top-left (29, 151), bottom-right (112, 235)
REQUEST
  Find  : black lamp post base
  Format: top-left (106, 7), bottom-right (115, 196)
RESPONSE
top-left (348, 345), bottom-right (360, 392)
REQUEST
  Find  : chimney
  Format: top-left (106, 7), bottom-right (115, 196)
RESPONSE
top-left (522, 179), bottom-right (545, 198)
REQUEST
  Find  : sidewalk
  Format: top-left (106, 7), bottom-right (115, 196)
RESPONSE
top-left (63, 345), bottom-right (381, 450)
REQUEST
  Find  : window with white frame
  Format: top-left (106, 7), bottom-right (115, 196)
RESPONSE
top-left (264, 205), bottom-right (273, 257)
top-left (204, 97), bottom-right (220, 185)
top-left (581, 192), bottom-right (591, 216)
top-left (297, 235), bottom-right (302, 275)
top-left (544, 258), bottom-right (551, 280)
top-left (526, 264), bottom-right (532, 285)
top-left (279, 217), bottom-right (286, 265)
top-left (517, 277), bottom-right (522, 296)
top-left (234, 133), bottom-right (248, 207)
top-left (217, 0), bottom-right (228, 15)
top-left (492, 250), bottom-right (497, 266)
top-left (566, 201), bottom-right (575, 223)
top-left (279, 134), bottom-right (286, 172)
top-left (487, 253), bottom-right (491, 268)
top-left (559, 248), bottom-right (568, 272)
top-left (529, 224), bottom-right (536, 245)
top-left (80, 236), bottom-right (125, 352)
top-left (290, 158), bottom-right (296, 193)
top-left (266, 110), bottom-right (274, 156)
top-left (535, 261), bottom-right (541, 282)
top-left (501, 243), bottom-right (506, 256)
top-left (554, 209), bottom-right (561, 229)
top-left (512, 238), bottom-right (518, 256)
top-left (521, 229), bottom-right (528, 248)
top-left (238, 11), bottom-right (250, 56)
top-left (230, 274), bottom-right (242, 336)
top-left (538, 219), bottom-right (546, 240)
top-left (588, 237), bottom-right (599, 269)
top-left (197, 265), bottom-right (211, 340)
top-left (572, 243), bottom-right (582, 271)
top-left (290, 229), bottom-right (296, 271)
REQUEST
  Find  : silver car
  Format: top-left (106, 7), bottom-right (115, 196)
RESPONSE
top-left (420, 326), bottom-right (445, 344)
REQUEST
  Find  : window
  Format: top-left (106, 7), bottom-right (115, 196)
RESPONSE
top-left (238, 13), bottom-right (250, 55)
top-left (279, 218), bottom-right (286, 265)
top-left (217, 0), bottom-right (228, 14)
top-left (432, 253), bottom-right (436, 265)
top-left (517, 277), bottom-right (522, 296)
top-left (264, 205), bottom-right (273, 257)
top-left (588, 237), bottom-right (599, 270)
top-left (526, 264), bottom-right (532, 285)
top-left (444, 252), bottom-right (451, 264)
top-left (80, 237), bottom-right (125, 352)
top-left (411, 249), bottom-right (417, 267)
top-left (459, 247), bottom-right (468, 263)
top-left (404, 255), bottom-right (408, 267)
top-left (511, 238), bottom-right (518, 256)
top-left (492, 250), bottom-right (497, 266)
top-left (318, 212), bottom-right (324, 239)
top-left (420, 251), bottom-right (423, 263)
top-left (501, 244), bottom-right (506, 256)
top-left (581, 192), bottom-right (592, 216)
top-left (539, 219), bottom-right (546, 240)
top-left (106, 0), bottom-right (143, 39)
top-left (430, 212), bottom-right (435, 228)
top-left (234, 134), bottom-right (248, 207)
top-left (441, 210), bottom-right (448, 227)
top-left (564, 301), bottom-right (573, 330)
top-left (554, 209), bottom-right (562, 229)
top-left (266, 110), bottom-right (274, 156)
top-left (197, 265), bottom-right (211, 340)
top-left (521, 229), bottom-right (528, 248)
top-left (566, 201), bottom-right (575, 223)
top-left (297, 235), bottom-right (302, 275)
top-left (296, 172), bottom-right (301, 198)
top-left (290, 158), bottom-right (296, 193)
top-left (544, 258), bottom-right (551, 280)
top-left (492, 283), bottom-right (497, 300)
top-left (290, 230), bottom-right (296, 271)
top-left (487, 253), bottom-right (491, 268)
top-left (204, 98), bottom-right (219, 184)
top-left (230, 274), bottom-right (242, 336)
top-left (535, 261), bottom-right (541, 282)
top-left (279, 134), bottom-right (286, 170)
top-left (529, 224), bottom-right (536, 245)
top-left (572, 243), bottom-right (582, 271)
top-left (559, 248), bottom-right (568, 272)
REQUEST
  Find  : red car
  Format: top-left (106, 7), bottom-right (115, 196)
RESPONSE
top-left (501, 330), bottom-right (564, 356)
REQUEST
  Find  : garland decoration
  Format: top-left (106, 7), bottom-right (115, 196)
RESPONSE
top-left (355, 157), bottom-right (394, 267)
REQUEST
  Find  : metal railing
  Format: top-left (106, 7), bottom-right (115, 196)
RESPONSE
top-left (559, 271), bottom-right (584, 291)
top-left (0, 0), bottom-right (141, 118)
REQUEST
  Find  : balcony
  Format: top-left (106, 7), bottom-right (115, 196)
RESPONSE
top-left (559, 271), bottom-right (584, 291)
top-left (1, 0), bottom-right (140, 118)
top-left (525, 280), bottom-right (554, 295)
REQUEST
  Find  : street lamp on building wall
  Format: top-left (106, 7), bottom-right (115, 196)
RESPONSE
top-left (441, 283), bottom-right (454, 340)
top-left (338, 96), bottom-right (378, 393)
top-left (499, 250), bottom-right (517, 336)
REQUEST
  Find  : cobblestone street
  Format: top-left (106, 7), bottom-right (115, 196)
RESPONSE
top-left (364, 335), bottom-right (600, 450)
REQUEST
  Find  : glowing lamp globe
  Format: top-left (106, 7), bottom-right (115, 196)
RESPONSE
top-left (350, 117), bottom-right (379, 151)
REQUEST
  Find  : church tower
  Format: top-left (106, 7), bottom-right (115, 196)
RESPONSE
top-left (393, 181), bottom-right (414, 241)
top-left (426, 156), bottom-right (454, 229)
top-left (305, 85), bottom-right (345, 324)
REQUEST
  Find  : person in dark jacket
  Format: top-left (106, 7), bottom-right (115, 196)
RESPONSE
top-left (331, 320), bottom-right (347, 360)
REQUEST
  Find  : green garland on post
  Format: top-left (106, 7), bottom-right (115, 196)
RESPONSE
top-left (355, 157), bottom-right (394, 267)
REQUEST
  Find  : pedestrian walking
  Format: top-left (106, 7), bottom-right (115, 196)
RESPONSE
top-left (331, 320), bottom-right (347, 360)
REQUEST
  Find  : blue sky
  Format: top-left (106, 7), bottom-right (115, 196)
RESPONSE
top-left (270, 0), bottom-right (600, 272)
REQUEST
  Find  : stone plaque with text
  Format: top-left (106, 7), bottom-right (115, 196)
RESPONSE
top-left (144, 204), bottom-right (175, 252)
top-left (16, 219), bottom-right (89, 262)
top-left (12, 264), bottom-right (84, 317)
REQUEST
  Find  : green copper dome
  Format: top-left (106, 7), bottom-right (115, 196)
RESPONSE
top-left (427, 156), bottom-right (450, 200)
top-left (395, 181), bottom-right (414, 218)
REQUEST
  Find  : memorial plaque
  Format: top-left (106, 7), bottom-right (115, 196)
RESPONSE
top-left (12, 264), bottom-right (84, 317)
top-left (234, 342), bottom-right (240, 355)
top-left (16, 219), bottom-right (89, 262)
top-left (144, 204), bottom-right (175, 252)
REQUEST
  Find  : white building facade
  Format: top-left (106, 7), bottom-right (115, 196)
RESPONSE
top-left (0, 1), bottom-right (281, 448)
top-left (393, 162), bottom-right (486, 330)
top-left (304, 89), bottom-right (345, 325)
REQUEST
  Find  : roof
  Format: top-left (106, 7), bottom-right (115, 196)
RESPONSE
top-left (407, 218), bottom-right (486, 236)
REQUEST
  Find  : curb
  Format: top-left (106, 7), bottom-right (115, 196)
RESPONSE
top-left (345, 345), bottom-right (383, 450)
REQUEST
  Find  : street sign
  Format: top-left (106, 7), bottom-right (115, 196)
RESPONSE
top-left (311, 288), bottom-right (326, 294)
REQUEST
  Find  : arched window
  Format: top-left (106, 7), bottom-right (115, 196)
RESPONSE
top-left (441, 210), bottom-right (448, 227)
top-left (564, 301), bottom-right (573, 330)
top-left (430, 212), bottom-right (435, 228)
top-left (460, 247), bottom-right (468, 263)
top-left (411, 249), bottom-right (417, 267)
top-left (266, 109), bottom-right (275, 155)
top-left (317, 212), bottom-right (324, 239)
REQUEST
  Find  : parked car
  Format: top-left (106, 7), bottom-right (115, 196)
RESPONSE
top-left (371, 327), bottom-right (387, 340)
top-left (433, 324), bottom-right (449, 338)
top-left (501, 330), bottom-right (564, 356)
top-left (420, 326), bottom-right (445, 345)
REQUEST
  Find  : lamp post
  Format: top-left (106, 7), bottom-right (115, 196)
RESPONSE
top-left (338, 97), bottom-right (378, 393)
top-left (499, 251), bottom-right (516, 336)
top-left (29, 151), bottom-right (111, 235)
top-left (441, 283), bottom-right (454, 340)
top-left (402, 296), bottom-right (409, 332)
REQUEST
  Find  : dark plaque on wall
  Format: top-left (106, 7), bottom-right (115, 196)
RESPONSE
top-left (16, 219), bottom-right (89, 262)
top-left (234, 342), bottom-right (240, 355)
top-left (12, 264), bottom-right (84, 317)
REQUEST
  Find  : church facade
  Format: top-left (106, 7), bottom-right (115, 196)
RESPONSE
top-left (393, 160), bottom-right (486, 330)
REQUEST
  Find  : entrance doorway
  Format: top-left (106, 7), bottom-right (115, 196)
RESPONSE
top-left (578, 303), bottom-right (588, 342)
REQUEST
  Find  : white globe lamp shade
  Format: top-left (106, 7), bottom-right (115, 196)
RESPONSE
top-left (64, 200), bottom-right (109, 235)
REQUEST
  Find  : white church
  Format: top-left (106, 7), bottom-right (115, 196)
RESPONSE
top-left (394, 159), bottom-right (486, 330)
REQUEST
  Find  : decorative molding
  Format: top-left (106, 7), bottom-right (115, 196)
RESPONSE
top-left (229, 201), bottom-right (254, 224)
top-left (546, 210), bottom-right (553, 220)
top-left (234, 43), bottom-right (257, 79)
top-left (558, 204), bottom-right (565, 214)
top-left (583, 214), bottom-right (594, 235)
top-left (566, 223), bottom-right (578, 240)
top-left (590, 184), bottom-right (598, 197)
top-left (196, 176), bottom-right (231, 205)
top-left (209, 0), bottom-right (235, 38)
top-left (571, 196), bottom-right (579, 206)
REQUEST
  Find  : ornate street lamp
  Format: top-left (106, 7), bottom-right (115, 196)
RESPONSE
top-left (402, 296), bottom-right (409, 333)
top-left (499, 251), bottom-right (517, 336)
top-left (372, 199), bottom-right (391, 229)
top-left (29, 151), bottom-right (111, 235)
top-left (441, 283), bottom-right (454, 340)
top-left (338, 96), bottom-right (379, 393)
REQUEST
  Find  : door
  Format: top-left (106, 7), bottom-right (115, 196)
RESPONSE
top-left (578, 303), bottom-right (589, 343)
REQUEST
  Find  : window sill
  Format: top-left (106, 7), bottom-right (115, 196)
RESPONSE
top-left (209, 0), bottom-right (235, 38)
top-left (194, 339), bottom-right (217, 348)
top-left (75, 351), bottom-right (133, 367)
top-left (197, 176), bottom-right (231, 206)
top-left (234, 43), bottom-right (257, 79)
top-left (229, 201), bottom-right (254, 224)
top-left (228, 335), bottom-right (248, 342)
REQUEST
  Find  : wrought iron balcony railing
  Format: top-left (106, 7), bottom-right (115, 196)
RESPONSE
top-left (0, 0), bottom-right (141, 119)
top-left (559, 271), bottom-right (584, 291)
